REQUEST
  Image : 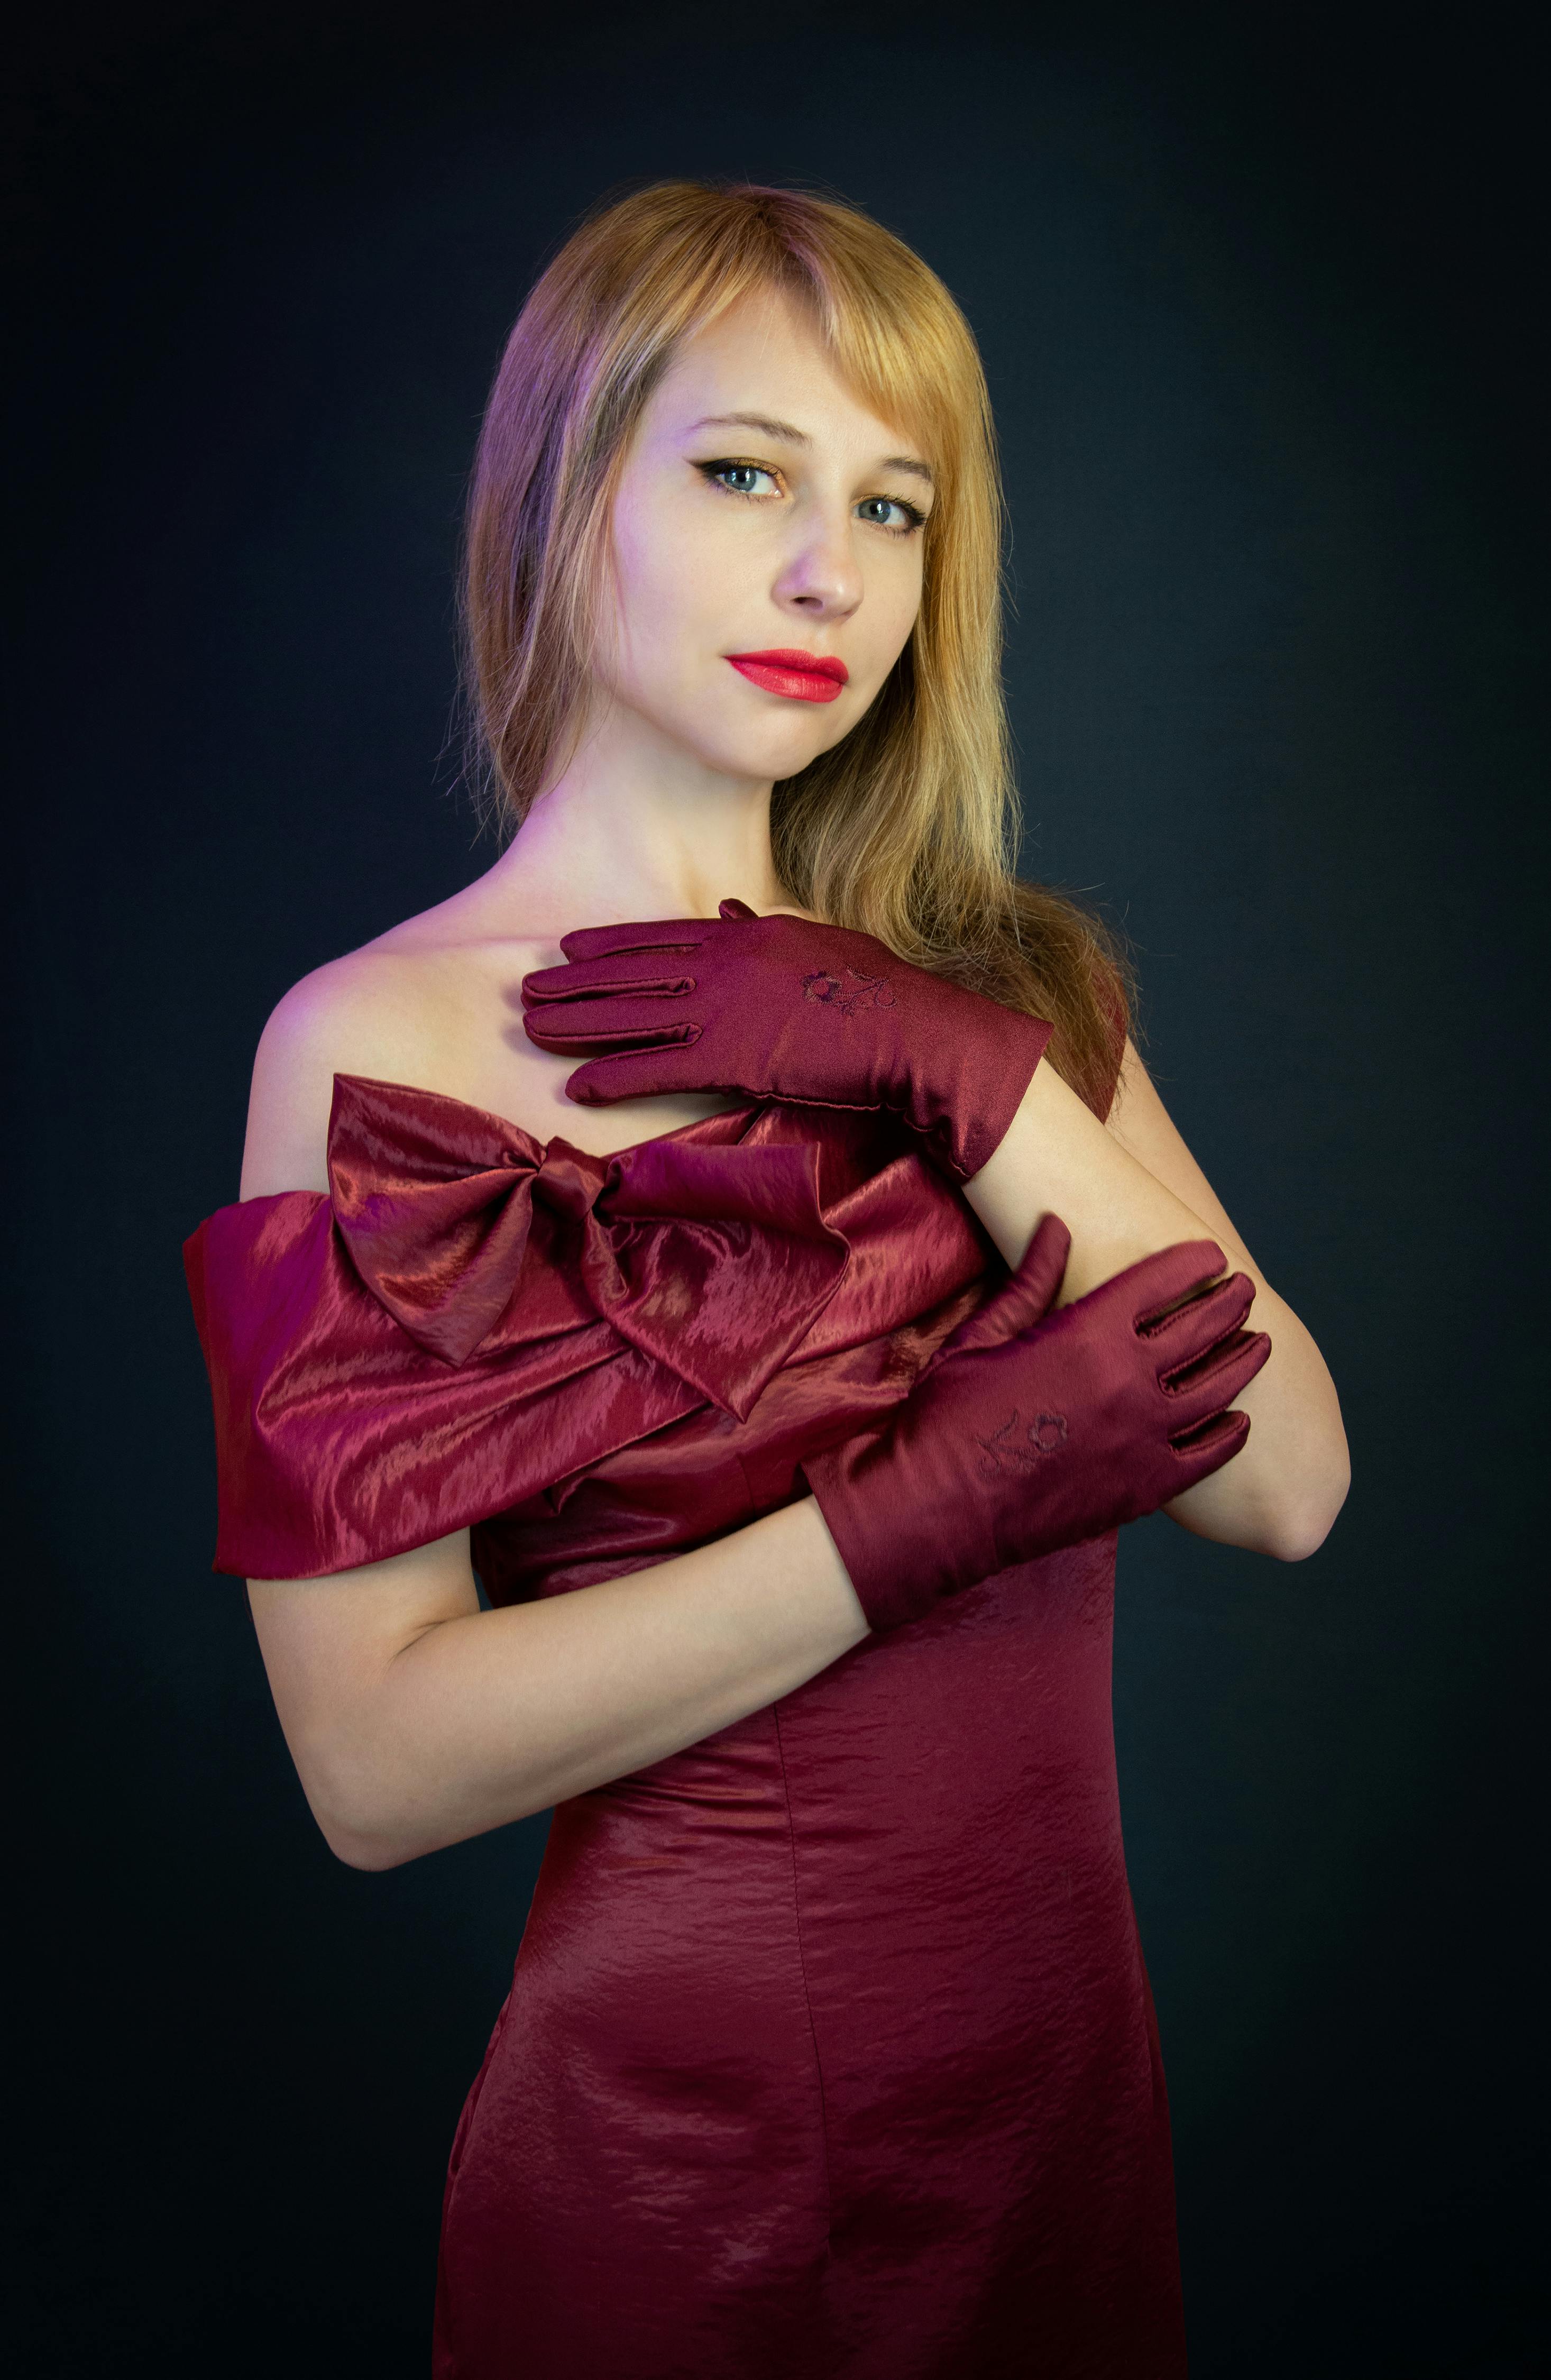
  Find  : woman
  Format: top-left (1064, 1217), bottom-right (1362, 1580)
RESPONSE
top-left (185, 182), bottom-right (1348, 2375)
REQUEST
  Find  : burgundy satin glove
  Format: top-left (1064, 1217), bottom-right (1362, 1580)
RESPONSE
top-left (802, 1219), bottom-right (1272, 1631)
top-left (520, 898), bottom-right (1053, 1182)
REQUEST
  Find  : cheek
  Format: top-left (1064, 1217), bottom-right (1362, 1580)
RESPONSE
top-left (607, 493), bottom-right (726, 670)
top-left (862, 555), bottom-right (925, 679)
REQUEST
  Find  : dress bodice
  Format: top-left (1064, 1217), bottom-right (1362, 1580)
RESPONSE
top-left (185, 1053), bottom-right (1188, 2378)
top-left (183, 1073), bottom-right (998, 1585)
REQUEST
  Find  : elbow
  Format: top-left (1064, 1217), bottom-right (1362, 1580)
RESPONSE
top-left (321, 1819), bottom-right (415, 1873)
top-left (301, 1746), bottom-right (549, 1871)
top-left (1261, 1511), bottom-right (1337, 1565)
top-left (1262, 1442), bottom-right (1352, 1564)
top-left (296, 1741), bottom-right (428, 1873)
top-left (313, 1796), bottom-right (419, 1874)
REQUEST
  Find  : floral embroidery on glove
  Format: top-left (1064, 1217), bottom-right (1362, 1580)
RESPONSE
top-left (801, 966), bottom-right (898, 1015)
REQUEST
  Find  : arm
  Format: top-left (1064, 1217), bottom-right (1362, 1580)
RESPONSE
top-left (236, 954), bottom-right (867, 1871)
top-left (964, 1040), bottom-right (1348, 1561)
top-left (250, 1505), bottom-right (865, 1871)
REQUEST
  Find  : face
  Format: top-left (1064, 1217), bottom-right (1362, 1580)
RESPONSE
top-left (590, 285), bottom-right (934, 785)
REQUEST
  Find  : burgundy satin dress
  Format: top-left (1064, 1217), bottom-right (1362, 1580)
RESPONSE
top-left (185, 1070), bottom-right (1187, 2378)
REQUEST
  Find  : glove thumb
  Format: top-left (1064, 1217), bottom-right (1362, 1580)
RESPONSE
top-left (931, 1213), bottom-right (1072, 1369)
top-left (718, 896), bottom-right (760, 920)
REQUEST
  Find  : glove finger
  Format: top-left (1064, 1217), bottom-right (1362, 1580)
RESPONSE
top-left (525, 1011), bottom-right (699, 1060)
top-left (523, 993), bottom-right (701, 1048)
top-left (521, 956), bottom-right (699, 1006)
top-left (1166, 1406), bottom-right (1252, 1486)
top-left (1161, 1327), bottom-right (1272, 1429)
top-left (1150, 1270), bottom-right (1256, 1375)
top-left (932, 1214), bottom-right (1072, 1365)
top-left (1127, 1240), bottom-right (1231, 1333)
top-left (555, 918), bottom-right (715, 964)
top-left (562, 1045), bottom-right (747, 1107)
top-left (719, 897), bottom-right (759, 920)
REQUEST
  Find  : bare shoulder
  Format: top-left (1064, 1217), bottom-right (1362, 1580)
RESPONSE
top-left (237, 843), bottom-right (596, 1198)
top-left (239, 945), bottom-right (461, 1199)
top-left (236, 855), bottom-right (775, 1205)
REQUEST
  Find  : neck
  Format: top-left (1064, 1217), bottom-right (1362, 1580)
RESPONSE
top-left (473, 697), bottom-right (797, 937)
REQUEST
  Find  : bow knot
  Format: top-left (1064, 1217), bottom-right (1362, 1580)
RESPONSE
top-left (325, 1075), bottom-right (850, 1421)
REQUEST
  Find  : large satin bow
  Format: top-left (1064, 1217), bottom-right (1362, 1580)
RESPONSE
top-left (325, 1075), bottom-right (851, 1422)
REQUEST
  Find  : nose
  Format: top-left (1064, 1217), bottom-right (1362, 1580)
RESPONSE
top-left (771, 504), bottom-right (863, 623)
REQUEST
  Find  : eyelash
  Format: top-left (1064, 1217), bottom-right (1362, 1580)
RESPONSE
top-left (696, 459), bottom-right (928, 537)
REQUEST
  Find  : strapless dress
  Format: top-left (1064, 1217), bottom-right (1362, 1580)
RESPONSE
top-left (184, 1070), bottom-right (1187, 2378)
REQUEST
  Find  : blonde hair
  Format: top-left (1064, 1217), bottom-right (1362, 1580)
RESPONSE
top-left (463, 179), bottom-right (1130, 1113)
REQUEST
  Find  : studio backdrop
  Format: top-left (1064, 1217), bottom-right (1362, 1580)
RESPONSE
top-left (7, 5), bottom-right (1545, 2374)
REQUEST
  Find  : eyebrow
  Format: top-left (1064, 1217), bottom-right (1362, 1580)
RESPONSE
top-left (687, 411), bottom-right (935, 487)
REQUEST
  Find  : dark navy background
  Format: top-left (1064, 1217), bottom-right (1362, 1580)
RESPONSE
top-left (7, 4), bottom-right (1545, 2371)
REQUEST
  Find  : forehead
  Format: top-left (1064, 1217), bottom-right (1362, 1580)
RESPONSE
top-left (644, 285), bottom-right (929, 459)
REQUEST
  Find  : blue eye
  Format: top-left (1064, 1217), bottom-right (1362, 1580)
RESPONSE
top-left (856, 495), bottom-right (926, 534)
top-left (702, 461), bottom-right (780, 498)
top-left (695, 459), bottom-right (927, 535)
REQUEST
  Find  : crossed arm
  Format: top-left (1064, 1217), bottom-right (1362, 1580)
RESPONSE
top-left (245, 1040), bottom-right (1347, 1872)
top-left (969, 1041), bottom-right (1347, 1561)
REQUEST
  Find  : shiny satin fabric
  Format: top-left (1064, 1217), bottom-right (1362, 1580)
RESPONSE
top-left (518, 899), bottom-right (1056, 1182)
top-left (185, 1068), bottom-right (1187, 2376)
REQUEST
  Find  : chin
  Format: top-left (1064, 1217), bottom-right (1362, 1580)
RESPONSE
top-left (672, 716), bottom-right (842, 785)
top-left (620, 672), bottom-right (861, 784)
top-left (714, 694), bottom-right (863, 780)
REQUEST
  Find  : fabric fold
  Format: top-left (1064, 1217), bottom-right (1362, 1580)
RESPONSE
top-left (183, 1076), bottom-right (920, 1580)
top-left (326, 1075), bottom-right (851, 1416)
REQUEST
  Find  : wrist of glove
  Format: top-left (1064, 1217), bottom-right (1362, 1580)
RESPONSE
top-left (802, 1218), bottom-right (1272, 1631)
top-left (520, 898), bottom-right (1052, 1182)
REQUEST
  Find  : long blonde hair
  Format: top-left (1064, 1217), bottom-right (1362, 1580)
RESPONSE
top-left (463, 179), bottom-right (1130, 1114)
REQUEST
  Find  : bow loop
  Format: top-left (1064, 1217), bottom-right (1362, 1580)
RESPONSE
top-left (584, 1138), bottom-right (850, 1416)
top-left (326, 1076), bottom-right (850, 1417)
top-left (328, 1075), bottom-right (540, 1365)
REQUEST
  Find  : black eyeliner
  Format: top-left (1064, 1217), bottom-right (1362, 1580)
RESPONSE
top-left (695, 459), bottom-right (926, 534)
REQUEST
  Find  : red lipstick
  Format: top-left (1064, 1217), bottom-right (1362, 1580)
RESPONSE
top-left (726, 649), bottom-right (850, 704)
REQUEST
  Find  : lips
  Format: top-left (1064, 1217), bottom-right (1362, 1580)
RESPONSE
top-left (726, 649), bottom-right (850, 704)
